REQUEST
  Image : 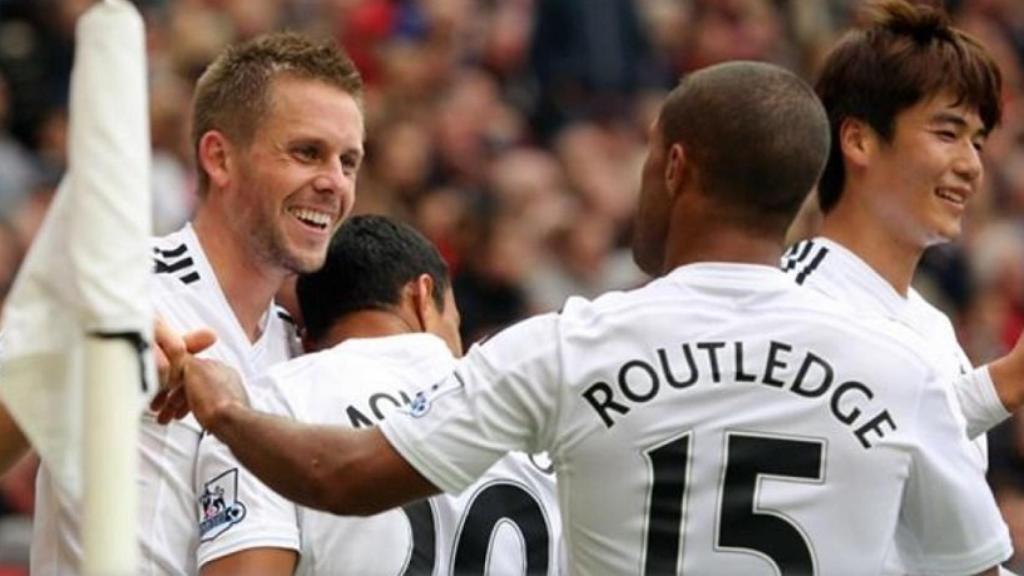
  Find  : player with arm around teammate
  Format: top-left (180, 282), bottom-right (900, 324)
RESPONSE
top-left (195, 214), bottom-right (562, 575)
top-left (174, 61), bottom-right (1011, 575)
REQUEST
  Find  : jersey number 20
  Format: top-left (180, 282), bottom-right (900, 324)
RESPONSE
top-left (401, 481), bottom-right (551, 575)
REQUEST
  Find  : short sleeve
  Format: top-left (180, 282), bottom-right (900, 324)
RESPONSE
top-left (899, 373), bottom-right (1012, 575)
top-left (955, 366), bottom-right (1011, 440)
top-left (194, 381), bottom-right (300, 567)
top-left (380, 313), bottom-right (562, 494)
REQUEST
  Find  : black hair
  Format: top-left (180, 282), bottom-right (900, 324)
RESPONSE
top-left (660, 61), bottom-right (831, 234)
top-left (297, 214), bottom-right (449, 343)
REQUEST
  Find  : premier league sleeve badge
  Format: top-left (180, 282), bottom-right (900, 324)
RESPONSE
top-left (198, 468), bottom-right (248, 541)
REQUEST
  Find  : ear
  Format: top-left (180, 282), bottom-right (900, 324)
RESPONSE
top-left (664, 143), bottom-right (687, 199)
top-left (197, 130), bottom-right (233, 190)
top-left (838, 117), bottom-right (875, 169)
top-left (408, 273), bottom-right (437, 333)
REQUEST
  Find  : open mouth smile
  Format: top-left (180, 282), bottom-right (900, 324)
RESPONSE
top-left (288, 207), bottom-right (332, 231)
top-left (934, 187), bottom-right (967, 207)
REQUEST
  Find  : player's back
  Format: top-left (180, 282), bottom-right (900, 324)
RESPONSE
top-left (540, 263), bottom-right (1007, 574)
top-left (262, 333), bottom-right (562, 575)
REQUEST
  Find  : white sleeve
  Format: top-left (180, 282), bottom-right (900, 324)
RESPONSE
top-left (194, 382), bottom-right (300, 567)
top-left (381, 314), bottom-right (562, 494)
top-left (899, 372), bottom-right (1012, 575)
top-left (956, 366), bottom-right (1011, 439)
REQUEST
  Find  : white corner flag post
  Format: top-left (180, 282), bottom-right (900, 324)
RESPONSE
top-left (72, 1), bottom-right (152, 574)
top-left (0, 0), bottom-right (151, 574)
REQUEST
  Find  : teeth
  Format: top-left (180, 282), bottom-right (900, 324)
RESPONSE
top-left (936, 189), bottom-right (965, 205)
top-left (289, 207), bottom-right (332, 229)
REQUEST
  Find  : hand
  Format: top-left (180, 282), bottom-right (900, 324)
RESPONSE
top-left (180, 357), bottom-right (249, 431)
top-left (151, 316), bottom-right (217, 423)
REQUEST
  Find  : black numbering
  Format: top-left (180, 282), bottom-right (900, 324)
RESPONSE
top-left (643, 432), bottom-right (824, 575)
top-left (401, 500), bottom-right (437, 575)
top-left (401, 482), bottom-right (551, 575)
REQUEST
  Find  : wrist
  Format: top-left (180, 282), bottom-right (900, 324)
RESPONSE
top-left (206, 398), bottom-right (247, 438)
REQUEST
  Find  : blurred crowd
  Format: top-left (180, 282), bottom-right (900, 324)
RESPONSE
top-left (0, 0), bottom-right (1023, 571)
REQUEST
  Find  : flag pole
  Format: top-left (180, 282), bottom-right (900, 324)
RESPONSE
top-left (70, 1), bottom-right (151, 574)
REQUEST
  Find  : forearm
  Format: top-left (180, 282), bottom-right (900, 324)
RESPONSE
top-left (210, 403), bottom-right (437, 516)
top-left (200, 548), bottom-right (296, 576)
top-left (0, 402), bottom-right (30, 475)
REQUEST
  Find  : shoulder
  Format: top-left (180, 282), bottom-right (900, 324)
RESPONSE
top-left (151, 226), bottom-right (205, 291)
top-left (781, 238), bottom-right (834, 285)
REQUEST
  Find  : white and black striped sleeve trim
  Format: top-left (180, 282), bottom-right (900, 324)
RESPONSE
top-left (153, 243), bottom-right (201, 285)
top-left (781, 240), bottom-right (830, 285)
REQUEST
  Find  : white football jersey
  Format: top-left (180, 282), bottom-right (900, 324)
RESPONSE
top-left (782, 237), bottom-right (1010, 575)
top-left (782, 237), bottom-right (1008, 442)
top-left (382, 263), bottom-right (1012, 575)
top-left (30, 224), bottom-right (299, 575)
top-left (196, 332), bottom-right (563, 575)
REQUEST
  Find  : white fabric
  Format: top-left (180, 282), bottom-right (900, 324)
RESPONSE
top-left (0, 0), bottom-right (151, 505)
top-left (196, 333), bottom-right (563, 575)
top-left (30, 224), bottom-right (299, 575)
top-left (382, 263), bottom-right (1012, 575)
top-left (783, 237), bottom-right (1009, 442)
top-left (782, 236), bottom-right (1010, 575)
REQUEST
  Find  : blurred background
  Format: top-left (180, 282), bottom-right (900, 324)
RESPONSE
top-left (0, 0), bottom-right (1022, 573)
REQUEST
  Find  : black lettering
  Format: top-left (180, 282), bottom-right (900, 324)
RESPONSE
top-left (369, 392), bottom-right (404, 421)
top-left (733, 341), bottom-right (756, 382)
top-left (582, 382), bottom-right (630, 428)
top-left (854, 411), bottom-right (897, 449)
top-left (790, 352), bottom-right (833, 398)
top-left (831, 381), bottom-right (873, 425)
top-left (619, 360), bottom-right (660, 403)
top-left (346, 406), bottom-right (375, 429)
top-left (659, 345), bottom-right (699, 389)
top-left (697, 342), bottom-right (726, 383)
top-left (762, 341), bottom-right (792, 387)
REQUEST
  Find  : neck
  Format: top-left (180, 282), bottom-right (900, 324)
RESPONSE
top-left (662, 219), bottom-right (783, 272)
top-left (193, 208), bottom-right (288, 342)
top-left (819, 197), bottom-right (922, 297)
top-left (316, 310), bottom-right (417, 350)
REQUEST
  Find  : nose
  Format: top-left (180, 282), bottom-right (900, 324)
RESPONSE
top-left (312, 157), bottom-right (354, 196)
top-left (953, 140), bottom-right (983, 184)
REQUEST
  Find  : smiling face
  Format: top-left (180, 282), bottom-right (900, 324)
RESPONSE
top-left (861, 92), bottom-right (986, 248)
top-left (224, 75), bottom-right (364, 274)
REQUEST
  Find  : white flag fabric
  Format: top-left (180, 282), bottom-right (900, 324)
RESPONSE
top-left (0, 0), bottom-right (152, 501)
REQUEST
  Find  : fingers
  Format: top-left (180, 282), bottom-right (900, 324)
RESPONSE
top-left (184, 329), bottom-right (217, 355)
top-left (149, 388), bottom-right (170, 412)
top-left (156, 387), bottom-right (189, 425)
top-left (153, 316), bottom-right (217, 390)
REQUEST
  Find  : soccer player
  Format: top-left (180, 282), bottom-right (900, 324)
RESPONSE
top-left (783, 5), bottom-right (1012, 466)
top-left (32, 33), bottom-right (365, 575)
top-left (173, 61), bottom-right (1012, 574)
top-left (780, 3), bottom-right (1014, 570)
top-left (784, 0), bottom-right (1015, 441)
top-left (195, 214), bottom-right (562, 575)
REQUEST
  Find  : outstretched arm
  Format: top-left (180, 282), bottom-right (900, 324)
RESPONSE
top-left (181, 357), bottom-right (440, 516)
